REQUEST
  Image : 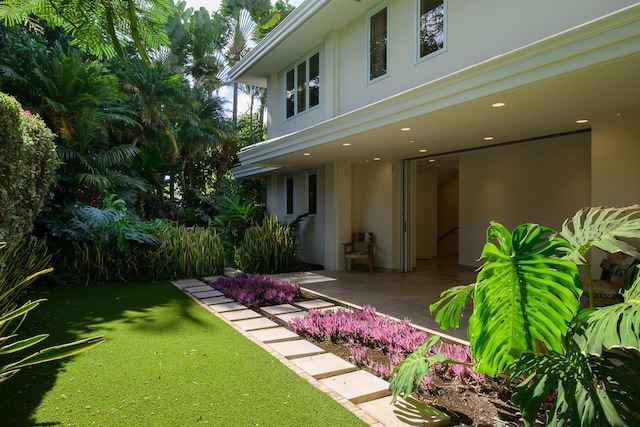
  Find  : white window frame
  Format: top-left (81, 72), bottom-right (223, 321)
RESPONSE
top-left (366, 1), bottom-right (389, 85)
top-left (415, 0), bottom-right (447, 64)
top-left (284, 50), bottom-right (320, 120)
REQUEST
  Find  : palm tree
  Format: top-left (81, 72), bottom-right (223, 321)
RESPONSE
top-left (0, 0), bottom-right (175, 64)
top-left (18, 47), bottom-right (140, 203)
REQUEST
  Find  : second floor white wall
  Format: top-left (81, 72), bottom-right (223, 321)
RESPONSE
top-left (266, 0), bottom-right (637, 139)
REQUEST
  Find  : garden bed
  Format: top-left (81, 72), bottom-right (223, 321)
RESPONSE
top-left (206, 274), bottom-right (519, 426)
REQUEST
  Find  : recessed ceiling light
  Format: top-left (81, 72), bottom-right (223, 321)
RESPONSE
top-left (401, 127), bottom-right (411, 131)
top-left (484, 136), bottom-right (494, 141)
top-left (373, 157), bottom-right (381, 161)
top-left (409, 140), bottom-right (415, 143)
top-left (342, 143), bottom-right (351, 146)
top-left (428, 159), bottom-right (436, 163)
top-left (419, 149), bottom-right (427, 153)
top-left (492, 102), bottom-right (506, 107)
top-left (303, 152), bottom-right (311, 156)
top-left (576, 119), bottom-right (589, 124)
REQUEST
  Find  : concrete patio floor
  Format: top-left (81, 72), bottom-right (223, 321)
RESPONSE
top-left (271, 258), bottom-right (478, 342)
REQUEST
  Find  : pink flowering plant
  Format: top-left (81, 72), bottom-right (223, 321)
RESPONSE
top-left (208, 273), bottom-right (301, 307)
top-left (288, 305), bottom-right (483, 391)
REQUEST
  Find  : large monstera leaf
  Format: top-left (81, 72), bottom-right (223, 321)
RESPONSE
top-left (559, 205), bottom-right (640, 264)
top-left (575, 266), bottom-right (640, 355)
top-left (469, 222), bottom-right (582, 376)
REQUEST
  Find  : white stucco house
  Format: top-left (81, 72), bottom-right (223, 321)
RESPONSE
top-left (229, 0), bottom-right (640, 272)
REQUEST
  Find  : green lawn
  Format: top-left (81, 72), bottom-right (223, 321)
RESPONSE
top-left (0, 281), bottom-right (367, 426)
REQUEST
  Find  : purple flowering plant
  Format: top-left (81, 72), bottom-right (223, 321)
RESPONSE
top-left (208, 273), bottom-right (301, 307)
top-left (288, 305), bottom-right (483, 389)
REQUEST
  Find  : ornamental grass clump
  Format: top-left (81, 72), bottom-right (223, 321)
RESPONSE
top-left (208, 273), bottom-right (300, 307)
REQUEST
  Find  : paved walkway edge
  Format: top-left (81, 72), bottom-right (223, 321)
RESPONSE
top-left (172, 279), bottom-right (383, 426)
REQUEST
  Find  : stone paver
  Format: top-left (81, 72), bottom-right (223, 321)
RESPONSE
top-left (261, 304), bottom-right (300, 315)
top-left (249, 327), bottom-right (300, 343)
top-left (290, 352), bottom-right (358, 379)
top-left (192, 289), bottom-right (224, 298)
top-left (295, 299), bottom-right (336, 310)
top-left (201, 296), bottom-right (234, 305)
top-left (222, 309), bottom-right (261, 321)
top-left (276, 311), bottom-right (308, 323)
top-left (320, 370), bottom-right (391, 404)
top-left (186, 285), bottom-right (214, 293)
top-left (233, 317), bottom-right (279, 331)
top-left (209, 301), bottom-right (247, 312)
top-left (202, 276), bottom-right (221, 282)
top-left (359, 396), bottom-right (451, 427)
top-left (267, 340), bottom-right (325, 359)
top-left (172, 279), bottom-right (205, 289)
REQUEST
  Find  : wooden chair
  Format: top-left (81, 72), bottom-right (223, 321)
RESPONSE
top-left (343, 232), bottom-right (374, 273)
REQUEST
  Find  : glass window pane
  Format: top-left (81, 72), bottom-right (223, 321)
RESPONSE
top-left (420, 0), bottom-right (445, 58)
top-left (296, 61), bottom-right (307, 113)
top-left (308, 173), bottom-right (317, 214)
top-left (369, 7), bottom-right (387, 80)
top-left (309, 52), bottom-right (320, 108)
top-left (286, 69), bottom-right (295, 118)
top-left (286, 177), bottom-right (294, 215)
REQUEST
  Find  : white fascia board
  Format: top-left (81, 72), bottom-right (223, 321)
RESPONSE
top-left (231, 164), bottom-right (282, 179)
top-left (228, 0), bottom-right (331, 83)
top-left (238, 3), bottom-right (640, 166)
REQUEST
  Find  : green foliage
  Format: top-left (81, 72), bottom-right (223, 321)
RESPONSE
top-left (431, 222), bottom-right (582, 376)
top-left (559, 205), bottom-right (640, 265)
top-left (575, 266), bottom-right (640, 356)
top-left (0, 0), bottom-right (175, 63)
top-left (0, 242), bottom-right (103, 384)
top-left (559, 205), bottom-right (640, 307)
top-left (235, 216), bottom-right (299, 274)
top-left (510, 336), bottom-right (640, 426)
top-left (148, 222), bottom-right (225, 280)
top-left (0, 92), bottom-right (59, 242)
top-left (0, 240), bottom-right (51, 331)
top-left (388, 334), bottom-right (446, 403)
top-left (0, 299), bottom-right (104, 384)
top-left (423, 206), bottom-right (640, 425)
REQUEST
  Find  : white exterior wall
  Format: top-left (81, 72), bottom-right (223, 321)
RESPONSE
top-left (266, 0), bottom-right (636, 137)
top-left (458, 133), bottom-right (592, 267)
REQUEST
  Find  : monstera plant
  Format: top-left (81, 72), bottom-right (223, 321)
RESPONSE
top-left (390, 206), bottom-right (640, 426)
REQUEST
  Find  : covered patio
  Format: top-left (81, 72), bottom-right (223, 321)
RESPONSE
top-left (271, 258), bottom-right (476, 342)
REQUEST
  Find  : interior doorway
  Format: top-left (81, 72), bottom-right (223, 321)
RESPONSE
top-left (411, 157), bottom-right (459, 271)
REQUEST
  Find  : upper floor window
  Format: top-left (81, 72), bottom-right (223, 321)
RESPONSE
top-left (285, 51), bottom-right (320, 119)
top-left (418, 0), bottom-right (445, 60)
top-left (367, 4), bottom-right (388, 82)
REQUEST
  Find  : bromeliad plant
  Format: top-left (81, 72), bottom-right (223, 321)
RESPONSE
top-left (390, 205), bottom-right (640, 426)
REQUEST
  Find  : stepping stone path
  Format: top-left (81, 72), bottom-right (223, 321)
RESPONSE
top-left (172, 278), bottom-right (451, 427)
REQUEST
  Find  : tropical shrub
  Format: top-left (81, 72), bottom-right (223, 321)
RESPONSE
top-left (46, 195), bottom-right (160, 284)
top-left (390, 205), bottom-right (640, 426)
top-left (235, 216), bottom-right (299, 274)
top-left (207, 273), bottom-right (300, 307)
top-left (148, 222), bottom-right (225, 280)
top-left (0, 242), bottom-right (104, 383)
top-left (0, 92), bottom-right (59, 243)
